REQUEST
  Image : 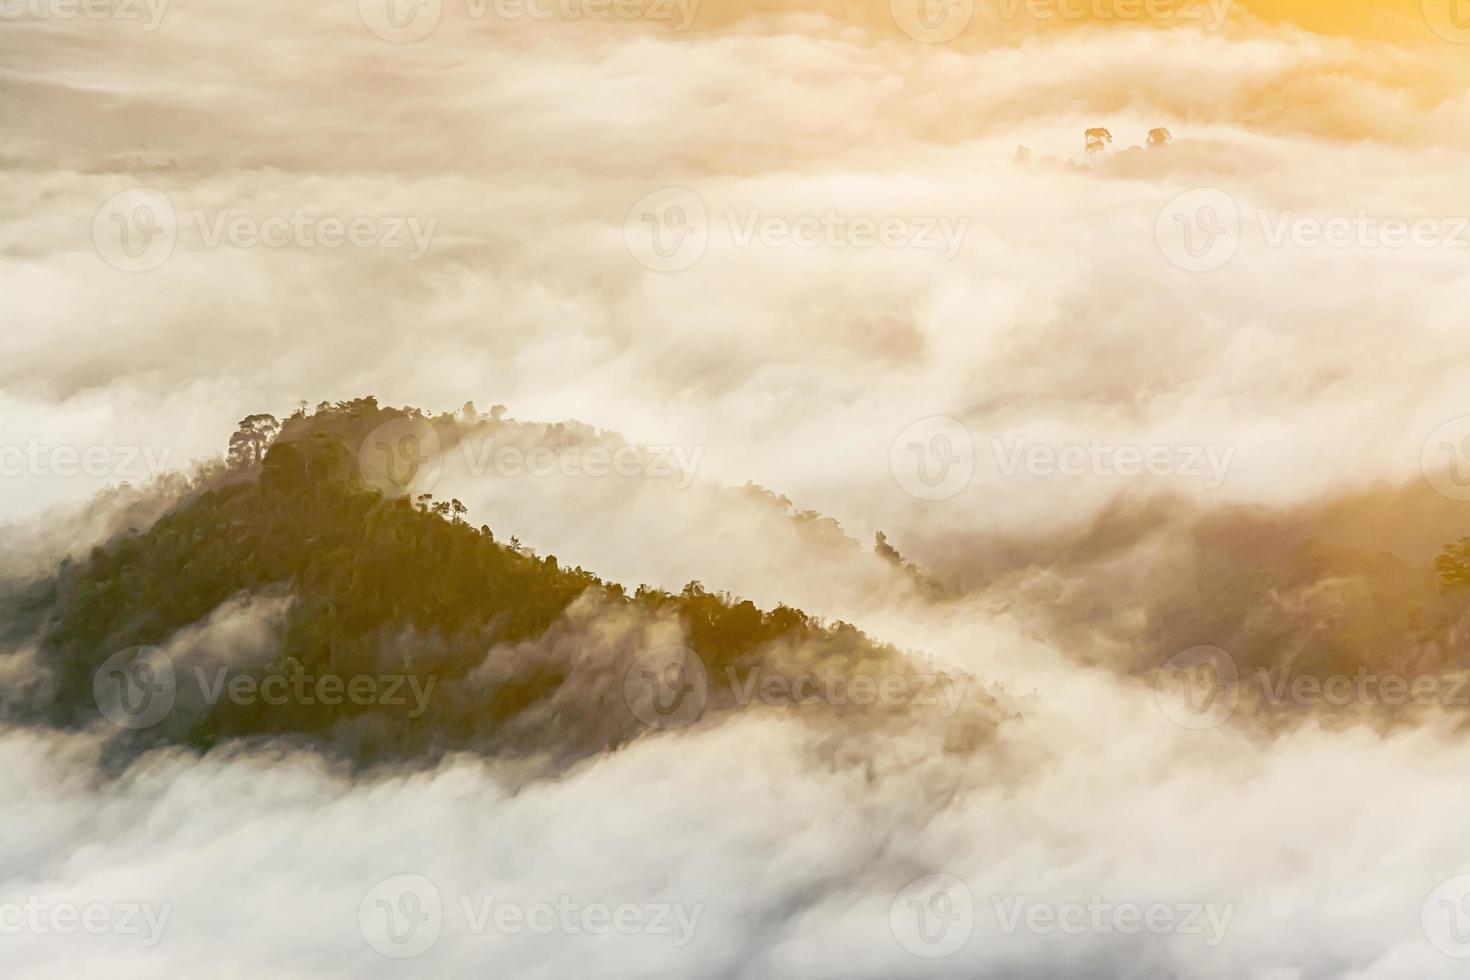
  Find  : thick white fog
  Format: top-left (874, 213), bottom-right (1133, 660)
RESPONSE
top-left (5, 0), bottom-right (1470, 976)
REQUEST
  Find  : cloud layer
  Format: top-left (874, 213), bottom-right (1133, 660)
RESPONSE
top-left (7, 1), bottom-right (1470, 977)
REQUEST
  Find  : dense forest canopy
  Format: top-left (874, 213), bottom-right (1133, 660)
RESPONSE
top-left (6, 399), bottom-right (993, 769)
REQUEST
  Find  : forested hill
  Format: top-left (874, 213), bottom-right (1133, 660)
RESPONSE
top-left (5, 399), bottom-right (996, 770)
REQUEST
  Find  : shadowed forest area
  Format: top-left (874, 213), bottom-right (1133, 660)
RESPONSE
top-left (1, 399), bottom-right (995, 770)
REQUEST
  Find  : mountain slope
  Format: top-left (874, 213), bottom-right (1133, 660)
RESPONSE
top-left (6, 399), bottom-right (997, 770)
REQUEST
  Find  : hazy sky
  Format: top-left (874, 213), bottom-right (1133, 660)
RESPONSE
top-left (5, 0), bottom-right (1470, 553)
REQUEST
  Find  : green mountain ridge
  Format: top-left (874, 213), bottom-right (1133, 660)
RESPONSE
top-left (4, 399), bottom-right (996, 770)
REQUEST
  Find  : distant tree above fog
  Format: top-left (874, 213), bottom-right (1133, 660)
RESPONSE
top-left (227, 414), bottom-right (280, 467)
